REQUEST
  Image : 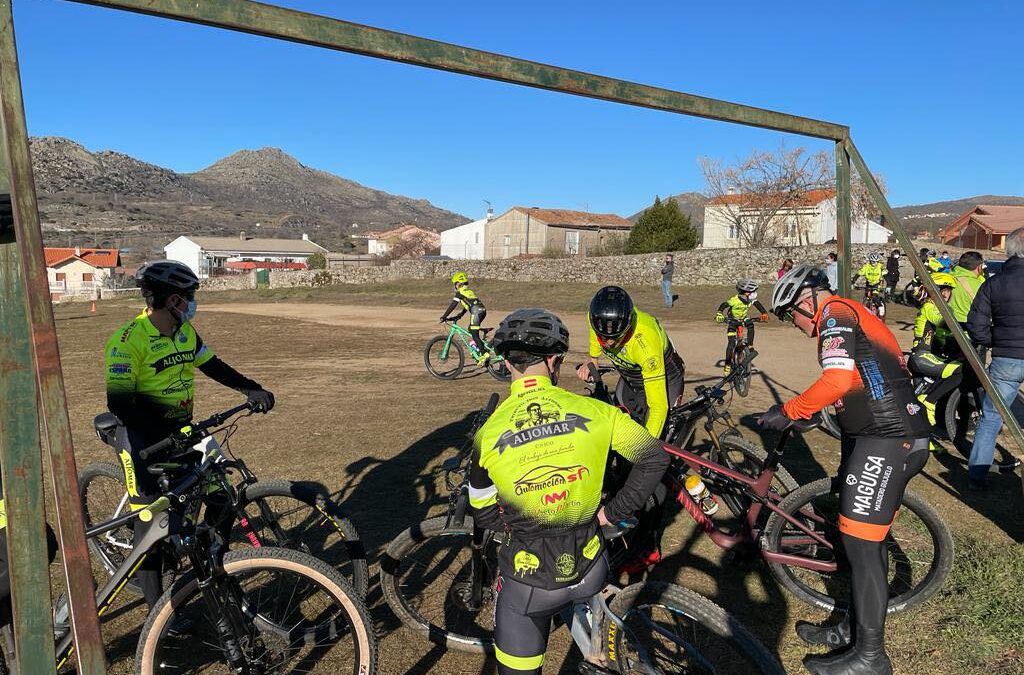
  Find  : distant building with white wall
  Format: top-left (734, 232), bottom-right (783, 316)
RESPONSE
top-left (440, 208), bottom-right (494, 259)
top-left (164, 233), bottom-right (327, 278)
top-left (702, 188), bottom-right (891, 248)
top-left (45, 247), bottom-right (121, 299)
top-left (358, 225), bottom-right (441, 258)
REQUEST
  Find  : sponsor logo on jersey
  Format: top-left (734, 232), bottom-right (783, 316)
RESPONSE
top-left (906, 402), bottom-right (921, 415)
top-left (108, 363), bottom-right (132, 375)
top-left (543, 490), bottom-right (569, 504)
top-left (152, 352), bottom-right (196, 374)
top-left (826, 318), bottom-right (837, 328)
top-left (513, 550), bottom-right (540, 576)
top-left (496, 414), bottom-right (592, 453)
top-left (514, 465), bottom-right (589, 496)
top-left (555, 553), bottom-right (577, 582)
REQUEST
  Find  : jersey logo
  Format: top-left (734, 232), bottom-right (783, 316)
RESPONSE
top-left (152, 352), bottom-right (196, 373)
top-left (514, 401), bottom-right (561, 429)
top-left (513, 550), bottom-right (540, 577)
top-left (513, 465), bottom-right (589, 496)
top-left (543, 490), bottom-right (568, 504)
top-left (496, 414), bottom-right (592, 453)
top-left (555, 553), bottom-right (577, 581)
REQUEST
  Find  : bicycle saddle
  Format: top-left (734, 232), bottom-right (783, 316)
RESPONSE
top-left (93, 412), bottom-right (121, 447)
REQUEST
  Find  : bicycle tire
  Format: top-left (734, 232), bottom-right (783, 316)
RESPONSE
top-left (134, 547), bottom-right (376, 675)
top-left (761, 477), bottom-right (954, 614)
top-left (734, 346), bottom-right (751, 398)
top-left (424, 335), bottom-right (464, 380)
top-left (79, 461), bottom-right (144, 595)
top-left (380, 515), bottom-right (497, 653)
top-left (238, 479), bottom-right (369, 598)
top-left (707, 435), bottom-right (799, 523)
top-left (604, 581), bottom-right (785, 675)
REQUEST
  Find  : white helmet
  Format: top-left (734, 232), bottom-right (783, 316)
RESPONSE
top-left (770, 264), bottom-right (830, 318)
top-left (736, 279), bottom-right (759, 293)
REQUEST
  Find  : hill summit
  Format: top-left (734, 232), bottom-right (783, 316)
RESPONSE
top-left (31, 136), bottom-right (469, 254)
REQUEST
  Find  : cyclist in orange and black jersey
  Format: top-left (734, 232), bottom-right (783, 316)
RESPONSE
top-left (759, 265), bottom-right (930, 675)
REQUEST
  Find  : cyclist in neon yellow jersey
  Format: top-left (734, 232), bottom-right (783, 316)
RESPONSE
top-left (440, 271), bottom-right (490, 365)
top-left (715, 278), bottom-right (769, 375)
top-left (104, 260), bottom-right (274, 610)
top-left (470, 308), bottom-right (668, 675)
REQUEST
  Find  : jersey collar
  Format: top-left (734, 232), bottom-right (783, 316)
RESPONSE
top-left (511, 375), bottom-right (552, 394)
top-left (136, 311), bottom-right (163, 339)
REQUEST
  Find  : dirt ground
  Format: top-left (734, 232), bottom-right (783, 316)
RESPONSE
top-left (49, 284), bottom-right (1023, 674)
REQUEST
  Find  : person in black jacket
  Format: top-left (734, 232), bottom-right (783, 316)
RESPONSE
top-left (966, 227), bottom-right (1024, 489)
top-left (884, 249), bottom-right (901, 299)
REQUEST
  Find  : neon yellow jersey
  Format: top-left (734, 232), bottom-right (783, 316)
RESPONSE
top-left (455, 286), bottom-right (483, 311)
top-left (469, 376), bottom-right (665, 588)
top-left (105, 312), bottom-right (215, 427)
top-left (588, 309), bottom-right (679, 437)
top-left (912, 301), bottom-right (950, 353)
top-left (856, 262), bottom-right (884, 286)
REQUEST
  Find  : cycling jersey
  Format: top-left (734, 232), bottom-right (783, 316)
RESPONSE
top-left (455, 286), bottom-right (483, 312)
top-left (587, 309), bottom-right (684, 437)
top-left (105, 312), bottom-right (214, 432)
top-left (783, 297), bottom-right (931, 438)
top-left (718, 295), bottom-right (767, 322)
top-left (855, 262), bottom-right (884, 287)
top-left (469, 376), bottom-right (667, 591)
top-left (912, 301), bottom-right (950, 355)
top-left (949, 266), bottom-right (984, 324)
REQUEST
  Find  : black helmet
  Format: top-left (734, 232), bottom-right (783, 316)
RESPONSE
top-left (589, 286), bottom-right (635, 339)
top-left (770, 264), bottom-right (829, 318)
top-left (136, 260), bottom-right (200, 298)
top-left (493, 308), bottom-right (570, 363)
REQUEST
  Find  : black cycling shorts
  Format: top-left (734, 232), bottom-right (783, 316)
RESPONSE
top-left (494, 555), bottom-right (608, 674)
top-left (469, 306), bottom-right (487, 330)
top-left (837, 436), bottom-right (928, 541)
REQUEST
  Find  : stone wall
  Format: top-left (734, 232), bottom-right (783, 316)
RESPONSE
top-left (264, 241), bottom-right (1002, 290)
top-left (201, 272), bottom-right (257, 291)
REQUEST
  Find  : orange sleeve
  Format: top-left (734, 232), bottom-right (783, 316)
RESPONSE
top-left (784, 369), bottom-right (855, 419)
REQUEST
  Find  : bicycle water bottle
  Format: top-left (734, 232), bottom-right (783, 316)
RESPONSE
top-left (685, 474), bottom-right (719, 516)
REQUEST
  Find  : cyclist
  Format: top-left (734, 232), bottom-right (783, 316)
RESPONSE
top-left (760, 264), bottom-right (931, 675)
top-left (104, 260), bottom-right (275, 610)
top-left (469, 308), bottom-right (669, 675)
top-left (440, 271), bottom-right (489, 365)
top-left (715, 279), bottom-right (769, 375)
top-left (919, 248), bottom-right (943, 273)
top-left (576, 286), bottom-right (683, 571)
top-left (851, 252), bottom-right (885, 311)
top-left (908, 272), bottom-right (963, 452)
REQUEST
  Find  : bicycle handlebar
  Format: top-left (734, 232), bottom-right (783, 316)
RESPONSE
top-left (139, 401), bottom-right (254, 460)
top-left (600, 516), bottom-right (637, 541)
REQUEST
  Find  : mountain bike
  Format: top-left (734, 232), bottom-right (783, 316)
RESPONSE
top-left (424, 319), bottom-right (510, 381)
top-left (723, 317), bottom-right (762, 397)
top-left (379, 396), bottom-right (785, 673)
top-left (80, 404), bottom-right (369, 599)
top-left (2, 404), bottom-right (376, 675)
top-left (857, 284), bottom-right (887, 322)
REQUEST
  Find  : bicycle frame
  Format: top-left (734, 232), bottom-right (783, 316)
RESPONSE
top-left (439, 322), bottom-right (506, 366)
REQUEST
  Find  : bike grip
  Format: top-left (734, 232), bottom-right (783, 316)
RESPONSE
top-left (483, 392), bottom-right (500, 416)
top-left (137, 496), bottom-right (170, 523)
top-left (452, 489), bottom-right (469, 528)
top-left (587, 362), bottom-right (600, 383)
top-left (139, 436), bottom-right (174, 461)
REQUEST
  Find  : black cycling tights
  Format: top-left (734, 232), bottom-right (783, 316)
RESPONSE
top-left (725, 320), bottom-right (756, 363)
top-left (838, 436), bottom-right (928, 631)
top-left (494, 556), bottom-right (608, 675)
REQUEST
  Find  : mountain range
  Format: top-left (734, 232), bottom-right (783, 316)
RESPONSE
top-left (29, 136), bottom-right (1023, 255)
top-left (31, 136), bottom-right (469, 255)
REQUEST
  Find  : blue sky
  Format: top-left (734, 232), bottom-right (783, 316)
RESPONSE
top-left (15, 0), bottom-right (1024, 219)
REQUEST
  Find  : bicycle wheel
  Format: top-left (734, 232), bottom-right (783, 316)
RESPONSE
top-left (485, 358), bottom-right (511, 382)
top-left (704, 435), bottom-right (799, 525)
top-left (424, 335), bottom-right (464, 380)
top-left (604, 582), bottom-right (785, 675)
top-left (79, 462), bottom-right (142, 593)
top-left (761, 477), bottom-right (953, 614)
top-left (733, 347), bottom-right (751, 397)
top-left (380, 515), bottom-right (498, 653)
top-left (135, 547), bottom-right (375, 675)
top-left (237, 479), bottom-right (369, 598)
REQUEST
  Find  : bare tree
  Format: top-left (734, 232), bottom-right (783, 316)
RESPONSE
top-left (700, 144), bottom-right (832, 248)
top-left (374, 229), bottom-right (438, 264)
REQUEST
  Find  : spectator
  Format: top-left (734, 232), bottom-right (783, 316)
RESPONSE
top-left (777, 258), bottom-right (794, 280)
top-left (939, 250), bottom-right (953, 271)
top-left (965, 227), bottom-right (1024, 489)
top-left (949, 251), bottom-right (985, 326)
top-left (660, 254), bottom-right (675, 308)
top-left (824, 252), bottom-right (838, 292)
top-left (885, 249), bottom-right (901, 298)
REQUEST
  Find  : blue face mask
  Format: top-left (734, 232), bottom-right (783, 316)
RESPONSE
top-left (175, 297), bottom-right (197, 322)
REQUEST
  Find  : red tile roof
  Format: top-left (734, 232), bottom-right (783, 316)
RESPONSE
top-left (44, 247), bottom-right (120, 268)
top-left (941, 205), bottom-right (1024, 240)
top-left (707, 188), bottom-right (836, 208)
top-left (511, 207), bottom-right (633, 230)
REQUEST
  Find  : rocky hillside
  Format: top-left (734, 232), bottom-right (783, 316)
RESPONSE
top-left (32, 137), bottom-right (469, 255)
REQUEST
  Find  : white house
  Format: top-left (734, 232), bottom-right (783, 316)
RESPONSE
top-left (358, 225), bottom-right (441, 258)
top-left (440, 209), bottom-right (493, 259)
top-left (702, 188), bottom-right (891, 248)
top-left (164, 233), bottom-right (328, 278)
top-left (45, 247), bottom-right (121, 298)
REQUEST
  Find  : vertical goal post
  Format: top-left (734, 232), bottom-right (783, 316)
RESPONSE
top-left (0, 0), bottom-right (1019, 671)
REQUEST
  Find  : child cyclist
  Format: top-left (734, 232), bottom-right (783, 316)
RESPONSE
top-left (907, 272), bottom-right (962, 452)
top-left (716, 279), bottom-right (769, 374)
top-left (440, 271), bottom-right (490, 365)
